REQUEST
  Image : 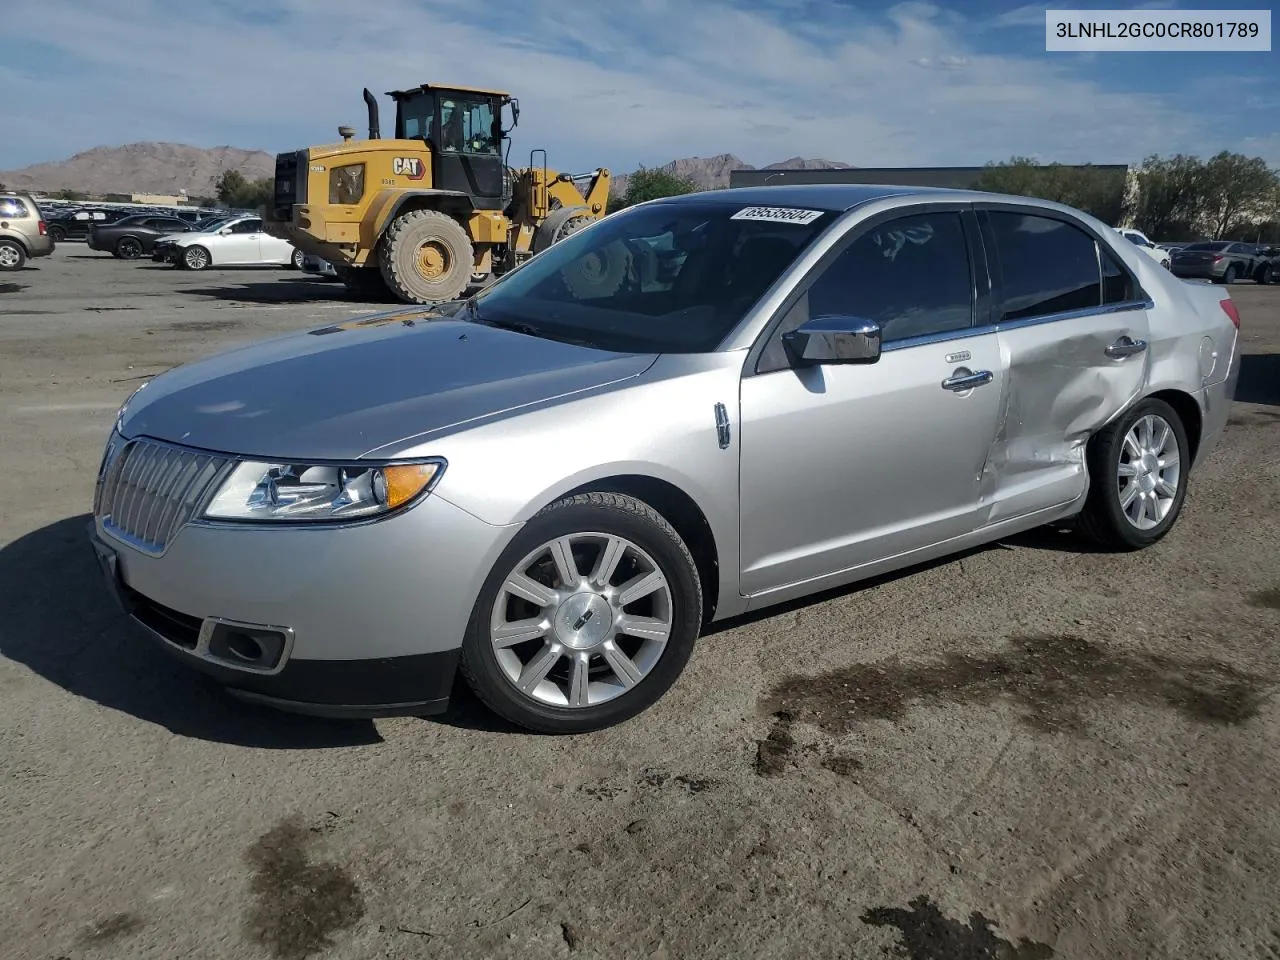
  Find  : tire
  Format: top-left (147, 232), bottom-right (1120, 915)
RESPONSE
top-left (1217, 264), bottom-right (1237, 284)
top-left (379, 208), bottom-right (473, 304)
top-left (532, 205), bottom-right (590, 254)
top-left (336, 265), bottom-right (391, 302)
top-left (290, 247), bottom-right (305, 270)
top-left (1076, 397), bottom-right (1190, 552)
top-left (1258, 264), bottom-right (1273, 285)
top-left (47, 224), bottom-right (66, 243)
top-left (115, 236), bottom-right (143, 260)
top-left (182, 245), bottom-right (211, 270)
top-left (459, 492), bottom-right (704, 734)
top-left (0, 239), bottom-right (26, 271)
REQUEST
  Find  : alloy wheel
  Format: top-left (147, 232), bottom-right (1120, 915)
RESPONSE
top-left (489, 531), bottom-right (674, 708)
top-left (117, 237), bottom-right (142, 259)
top-left (184, 246), bottom-right (210, 270)
top-left (0, 245), bottom-right (20, 268)
top-left (1116, 413), bottom-right (1181, 530)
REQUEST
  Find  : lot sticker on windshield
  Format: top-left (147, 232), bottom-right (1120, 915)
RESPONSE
top-left (730, 206), bottom-right (824, 225)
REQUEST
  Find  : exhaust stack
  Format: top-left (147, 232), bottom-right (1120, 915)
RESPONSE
top-left (363, 88), bottom-right (381, 140)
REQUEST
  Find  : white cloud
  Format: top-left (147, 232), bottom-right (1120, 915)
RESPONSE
top-left (0, 0), bottom-right (1264, 176)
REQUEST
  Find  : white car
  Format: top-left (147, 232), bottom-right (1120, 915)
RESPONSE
top-left (1116, 227), bottom-right (1171, 269)
top-left (168, 214), bottom-right (305, 271)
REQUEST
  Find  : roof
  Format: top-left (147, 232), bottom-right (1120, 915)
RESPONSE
top-left (387, 82), bottom-right (511, 99)
top-left (651, 183), bottom-right (973, 213)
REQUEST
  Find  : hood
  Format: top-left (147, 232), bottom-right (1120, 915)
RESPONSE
top-left (118, 311), bottom-right (658, 460)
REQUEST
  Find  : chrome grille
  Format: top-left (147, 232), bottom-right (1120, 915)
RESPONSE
top-left (96, 437), bottom-right (231, 554)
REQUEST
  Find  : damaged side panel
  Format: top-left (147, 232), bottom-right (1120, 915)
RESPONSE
top-left (982, 305), bottom-right (1151, 525)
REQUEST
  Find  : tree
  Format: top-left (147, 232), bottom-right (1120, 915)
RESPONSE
top-left (1198, 151), bottom-right (1278, 239)
top-left (214, 169), bottom-right (272, 211)
top-left (1129, 154), bottom-right (1207, 239)
top-left (972, 158), bottom-right (1129, 224)
top-left (611, 166), bottom-right (699, 212)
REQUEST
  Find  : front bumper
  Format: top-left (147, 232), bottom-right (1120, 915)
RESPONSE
top-left (87, 463), bottom-right (516, 718)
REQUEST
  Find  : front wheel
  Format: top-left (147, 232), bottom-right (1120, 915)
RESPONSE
top-left (115, 236), bottom-right (143, 260)
top-left (290, 247), bottom-right (305, 270)
top-left (182, 245), bottom-right (211, 270)
top-left (379, 208), bottom-right (473, 304)
top-left (459, 492), bottom-right (704, 734)
top-left (1076, 398), bottom-right (1190, 551)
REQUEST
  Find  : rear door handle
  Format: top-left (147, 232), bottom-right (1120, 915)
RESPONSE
top-left (1106, 336), bottom-right (1148, 359)
top-left (941, 369), bottom-right (993, 392)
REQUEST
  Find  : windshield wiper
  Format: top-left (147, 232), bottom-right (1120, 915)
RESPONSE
top-left (464, 302), bottom-right (597, 348)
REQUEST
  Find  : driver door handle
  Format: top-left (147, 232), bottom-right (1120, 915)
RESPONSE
top-left (1106, 335), bottom-right (1148, 359)
top-left (941, 369), bottom-right (993, 392)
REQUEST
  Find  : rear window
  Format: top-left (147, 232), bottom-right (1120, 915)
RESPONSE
top-left (1182, 242), bottom-right (1228, 252)
top-left (985, 210), bottom-right (1106, 322)
top-left (0, 197), bottom-right (29, 218)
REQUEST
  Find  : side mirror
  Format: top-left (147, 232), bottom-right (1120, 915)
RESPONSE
top-left (782, 314), bottom-right (882, 367)
top-left (219, 227), bottom-right (233, 235)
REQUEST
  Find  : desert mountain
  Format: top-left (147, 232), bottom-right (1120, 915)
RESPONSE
top-left (0, 142), bottom-right (854, 199)
top-left (0, 143), bottom-right (274, 198)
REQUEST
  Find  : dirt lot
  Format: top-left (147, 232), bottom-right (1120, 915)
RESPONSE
top-left (2, 247), bottom-right (1279, 960)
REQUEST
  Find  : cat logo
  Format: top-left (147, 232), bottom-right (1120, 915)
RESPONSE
top-left (392, 157), bottom-right (425, 180)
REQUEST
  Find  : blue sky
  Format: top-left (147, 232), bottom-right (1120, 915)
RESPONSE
top-left (2, 0), bottom-right (1275, 173)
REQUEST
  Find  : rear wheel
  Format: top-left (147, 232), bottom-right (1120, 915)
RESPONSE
top-left (47, 224), bottom-right (66, 243)
top-left (290, 247), bottom-right (305, 270)
top-left (379, 208), bottom-right (473, 304)
top-left (1258, 263), bottom-right (1273, 285)
top-left (459, 492), bottom-right (703, 734)
top-left (1076, 397), bottom-right (1190, 551)
top-left (0, 240), bottom-right (26, 271)
top-left (1217, 264), bottom-right (1237, 284)
top-left (115, 236), bottom-right (143, 260)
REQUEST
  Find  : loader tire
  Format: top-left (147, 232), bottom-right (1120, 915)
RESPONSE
top-left (532, 205), bottom-right (592, 254)
top-left (380, 208), bottom-right (473, 304)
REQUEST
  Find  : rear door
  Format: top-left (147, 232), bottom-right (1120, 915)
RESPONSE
top-left (977, 205), bottom-right (1151, 524)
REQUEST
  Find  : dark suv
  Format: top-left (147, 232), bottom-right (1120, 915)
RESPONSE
top-left (45, 208), bottom-right (135, 243)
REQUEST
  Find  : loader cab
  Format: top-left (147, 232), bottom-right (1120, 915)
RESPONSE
top-left (390, 83), bottom-right (511, 211)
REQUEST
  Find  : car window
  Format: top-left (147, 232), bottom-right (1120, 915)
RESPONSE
top-left (1101, 245), bottom-right (1134, 304)
top-left (986, 211), bottom-right (1102, 322)
top-left (0, 197), bottom-right (29, 218)
top-left (1182, 242), bottom-right (1227, 252)
top-left (468, 199), bottom-right (836, 353)
top-left (230, 219), bottom-right (261, 234)
top-left (810, 212), bottom-right (973, 341)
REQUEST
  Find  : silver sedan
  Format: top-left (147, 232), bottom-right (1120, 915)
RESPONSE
top-left (88, 184), bottom-right (1242, 733)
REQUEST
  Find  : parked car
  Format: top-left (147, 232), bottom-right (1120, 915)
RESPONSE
top-left (0, 191), bottom-right (55, 270)
top-left (87, 214), bottom-right (205, 259)
top-left (165, 214), bottom-right (305, 270)
top-left (152, 217), bottom-right (237, 263)
top-left (1246, 243), bottom-right (1278, 284)
top-left (1115, 227), bottom-right (1171, 269)
top-left (88, 184), bottom-right (1241, 733)
top-left (45, 208), bottom-right (135, 243)
top-left (1169, 240), bottom-right (1270, 284)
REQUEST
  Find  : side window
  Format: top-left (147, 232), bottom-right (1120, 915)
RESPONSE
top-left (986, 211), bottom-right (1100, 322)
top-left (438, 98), bottom-right (499, 155)
top-left (1101, 245), bottom-right (1134, 304)
top-left (756, 211), bottom-right (974, 373)
top-left (808, 211), bottom-right (973, 341)
top-left (0, 198), bottom-right (29, 218)
top-left (231, 219), bottom-right (261, 234)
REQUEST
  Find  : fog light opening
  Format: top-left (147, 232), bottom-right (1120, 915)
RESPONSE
top-left (224, 631), bottom-right (265, 664)
top-left (204, 621), bottom-right (289, 671)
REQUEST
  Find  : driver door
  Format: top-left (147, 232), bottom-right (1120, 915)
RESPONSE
top-left (738, 207), bottom-right (1005, 597)
top-left (217, 218), bottom-right (264, 264)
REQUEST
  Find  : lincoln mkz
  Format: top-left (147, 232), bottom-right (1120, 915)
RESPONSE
top-left (89, 185), bottom-right (1242, 733)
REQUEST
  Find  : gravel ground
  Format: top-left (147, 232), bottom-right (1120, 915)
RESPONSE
top-left (2, 247), bottom-right (1279, 960)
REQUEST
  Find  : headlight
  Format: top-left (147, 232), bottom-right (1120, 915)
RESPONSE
top-left (203, 458), bottom-right (443, 522)
top-left (329, 163), bottom-right (365, 205)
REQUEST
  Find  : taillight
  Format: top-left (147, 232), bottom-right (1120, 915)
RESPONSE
top-left (1211, 255), bottom-right (1224, 262)
top-left (1220, 298), bottom-right (1240, 329)
top-left (38, 220), bottom-right (47, 235)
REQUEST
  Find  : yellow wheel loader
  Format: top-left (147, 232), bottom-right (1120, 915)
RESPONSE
top-left (262, 83), bottom-right (612, 304)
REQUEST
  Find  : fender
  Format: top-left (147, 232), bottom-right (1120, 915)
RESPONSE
top-left (365, 188), bottom-right (473, 249)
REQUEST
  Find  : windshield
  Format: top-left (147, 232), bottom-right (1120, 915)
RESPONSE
top-left (467, 200), bottom-right (836, 353)
top-left (1182, 241), bottom-right (1227, 251)
top-left (191, 217), bottom-right (232, 232)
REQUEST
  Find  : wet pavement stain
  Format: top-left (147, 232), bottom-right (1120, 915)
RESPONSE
top-left (1248, 588), bottom-right (1280, 610)
top-left (754, 711), bottom-right (797, 776)
top-left (861, 895), bottom-right (1053, 959)
top-left (243, 816), bottom-right (365, 960)
top-left (1228, 409), bottom-right (1280, 427)
top-left (761, 634), bottom-right (1270, 738)
top-left (75, 911), bottom-right (144, 946)
top-left (168, 319), bottom-right (240, 332)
